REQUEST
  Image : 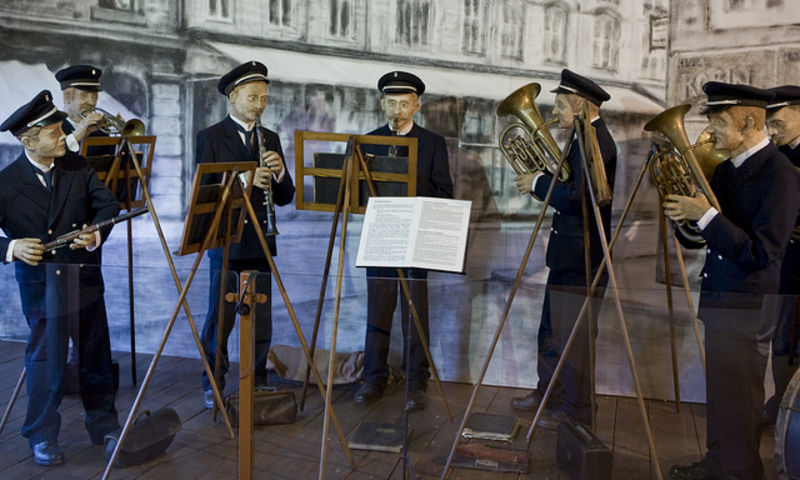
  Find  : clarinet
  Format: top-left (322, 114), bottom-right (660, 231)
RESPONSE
top-left (254, 117), bottom-right (278, 236)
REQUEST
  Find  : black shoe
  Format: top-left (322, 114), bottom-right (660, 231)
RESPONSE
top-left (354, 382), bottom-right (385, 405)
top-left (537, 409), bottom-right (571, 431)
top-left (668, 462), bottom-right (715, 480)
top-left (511, 391), bottom-right (543, 412)
top-left (407, 389), bottom-right (426, 411)
top-left (32, 441), bottom-right (65, 466)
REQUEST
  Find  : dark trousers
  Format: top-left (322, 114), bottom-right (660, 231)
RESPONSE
top-left (364, 268), bottom-right (429, 390)
top-left (766, 292), bottom-right (800, 419)
top-left (701, 293), bottom-right (766, 480)
top-left (22, 283), bottom-right (118, 447)
top-left (546, 268), bottom-right (606, 426)
top-left (201, 257), bottom-right (272, 392)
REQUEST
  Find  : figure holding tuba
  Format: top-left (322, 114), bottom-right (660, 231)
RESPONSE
top-left (507, 69), bottom-right (617, 433)
top-left (665, 82), bottom-right (800, 480)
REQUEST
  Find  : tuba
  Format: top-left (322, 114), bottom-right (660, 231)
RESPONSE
top-left (497, 83), bottom-right (569, 182)
top-left (644, 104), bottom-right (725, 244)
top-left (80, 107), bottom-right (144, 138)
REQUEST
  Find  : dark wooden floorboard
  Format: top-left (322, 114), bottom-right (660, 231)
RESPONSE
top-left (0, 340), bottom-right (785, 479)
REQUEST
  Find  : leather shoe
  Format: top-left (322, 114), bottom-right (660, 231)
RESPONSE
top-left (203, 389), bottom-right (216, 409)
top-left (354, 382), bottom-right (385, 405)
top-left (668, 462), bottom-right (715, 480)
top-left (762, 395), bottom-right (778, 427)
top-left (511, 391), bottom-right (543, 412)
top-left (32, 441), bottom-right (65, 466)
top-left (537, 409), bottom-right (571, 431)
top-left (407, 389), bottom-right (426, 411)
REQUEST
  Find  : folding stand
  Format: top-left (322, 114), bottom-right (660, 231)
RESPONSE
top-left (294, 131), bottom-right (454, 478)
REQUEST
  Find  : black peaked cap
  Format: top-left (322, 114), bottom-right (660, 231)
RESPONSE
top-left (0, 90), bottom-right (68, 136)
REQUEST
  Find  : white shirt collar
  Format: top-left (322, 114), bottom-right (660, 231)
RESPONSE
top-left (229, 114), bottom-right (254, 131)
top-left (66, 117), bottom-right (78, 128)
top-left (24, 151), bottom-right (53, 174)
top-left (391, 122), bottom-right (414, 136)
top-left (731, 136), bottom-right (770, 168)
top-left (788, 135), bottom-right (800, 150)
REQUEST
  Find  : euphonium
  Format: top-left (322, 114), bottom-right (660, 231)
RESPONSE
top-left (254, 116), bottom-right (278, 236)
top-left (80, 107), bottom-right (144, 138)
top-left (497, 83), bottom-right (568, 182)
top-left (644, 104), bottom-right (725, 244)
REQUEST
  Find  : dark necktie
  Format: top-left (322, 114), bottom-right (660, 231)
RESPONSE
top-left (234, 123), bottom-right (255, 157)
top-left (43, 169), bottom-right (53, 192)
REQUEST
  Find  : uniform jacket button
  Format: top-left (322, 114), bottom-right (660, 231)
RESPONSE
top-left (706, 248), bottom-right (711, 254)
top-left (244, 219), bottom-right (249, 224)
top-left (717, 254), bottom-right (723, 260)
top-left (703, 272), bottom-right (708, 278)
top-left (56, 269), bottom-right (61, 275)
top-left (48, 229), bottom-right (53, 235)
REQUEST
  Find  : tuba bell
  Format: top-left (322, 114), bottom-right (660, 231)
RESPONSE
top-left (644, 104), bottom-right (725, 244)
top-left (497, 83), bottom-right (569, 182)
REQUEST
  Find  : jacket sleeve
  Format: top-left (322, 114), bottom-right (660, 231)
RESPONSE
top-left (0, 192), bottom-right (9, 263)
top-left (429, 134), bottom-right (454, 199)
top-left (532, 142), bottom-right (581, 214)
top-left (701, 166), bottom-right (800, 271)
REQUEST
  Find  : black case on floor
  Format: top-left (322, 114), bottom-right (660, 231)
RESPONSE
top-left (556, 418), bottom-right (612, 480)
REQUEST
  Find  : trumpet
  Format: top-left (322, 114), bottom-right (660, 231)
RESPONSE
top-left (497, 83), bottom-right (568, 182)
top-left (254, 117), bottom-right (278, 236)
top-left (80, 107), bottom-right (144, 138)
top-left (644, 105), bottom-right (726, 244)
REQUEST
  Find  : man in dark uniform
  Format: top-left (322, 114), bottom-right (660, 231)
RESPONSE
top-left (352, 71), bottom-right (454, 411)
top-left (55, 65), bottom-right (115, 157)
top-left (196, 61), bottom-right (295, 408)
top-left (666, 82), bottom-right (800, 480)
top-left (0, 90), bottom-right (120, 466)
top-left (509, 69), bottom-right (616, 430)
top-left (762, 85), bottom-right (800, 426)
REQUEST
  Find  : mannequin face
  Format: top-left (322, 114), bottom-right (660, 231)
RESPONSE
top-left (706, 110), bottom-right (747, 152)
top-left (766, 106), bottom-right (800, 147)
top-left (552, 93), bottom-right (577, 129)
top-left (20, 122), bottom-right (66, 160)
top-left (380, 93), bottom-right (419, 131)
top-left (229, 81), bottom-right (269, 124)
top-left (63, 88), bottom-right (98, 120)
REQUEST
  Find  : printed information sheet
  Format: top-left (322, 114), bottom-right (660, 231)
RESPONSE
top-left (356, 196), bottom-right (471, 273)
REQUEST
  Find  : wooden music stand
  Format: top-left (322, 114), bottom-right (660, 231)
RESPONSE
top-left (100, 161), bottom-right (247, 479)
top-left (83, 134), bottom-right (157, 385)
top-left (294, 130), bottom-right (452, 478)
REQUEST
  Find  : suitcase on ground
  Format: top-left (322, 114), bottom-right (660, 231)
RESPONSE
top-left (556, 418), bottom-right (612, 480)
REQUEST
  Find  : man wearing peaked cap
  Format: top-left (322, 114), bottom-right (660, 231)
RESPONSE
top-left (353, 71), bottom-right (453, 411)
top-left (0, 90), bottom-right (120, 466)
top-left (762, 85), bottom-right (800, 429)
top-left (510, 68), bottom-right (617, 433)
top-left (665, 82), bottom-right (800, 480)
top-left (196, 61), bottom-right (294, 408)
top-left (54, 65), bottom-right (114, 156)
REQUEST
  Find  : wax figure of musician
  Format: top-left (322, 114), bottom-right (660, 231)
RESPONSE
top-left (196, 61), bottom-right (295, 408)
top-left (665, 82), bottom-right (800, 480)
top-left (352, 71), bottom-right (454, 411)
top-left (510, 69), bottom-right (617, 430)
top-left (0, 90), bottom-right (121, 466)
top-left (55, 65), bottom-right (115, 157)
top-left (762, 85), bottom-right (800, 427)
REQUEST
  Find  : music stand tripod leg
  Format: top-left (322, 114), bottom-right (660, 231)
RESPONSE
top-left (212, 199), bottom-right (234, 422)
top-left (300, 161), bottom-right (349, 411)
top-left (672, 235), bottom-right (706, 370)
top-left (659, 208), bottom-right (682, 412)
top-left (440, 140), bottom-right (570, 479)
top-left (238, 176), bottom-right (357, 473)
top-left (0, 367), bottom-right (25, 436)
top-left (102, 173), bottom-right (240, 480)
top-left (576, 129), bottom-right (663, 480)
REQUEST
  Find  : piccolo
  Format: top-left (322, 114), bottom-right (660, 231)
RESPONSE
top-left (44, 208), bottom-right (148, 251)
